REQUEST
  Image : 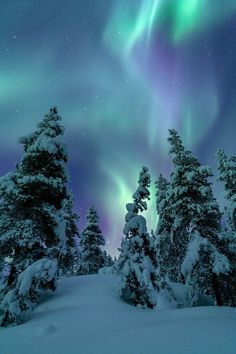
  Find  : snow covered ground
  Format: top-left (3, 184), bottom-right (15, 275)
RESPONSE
top-left (0, 274), bottom-right (236, 354)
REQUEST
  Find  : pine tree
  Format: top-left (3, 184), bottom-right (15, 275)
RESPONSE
top-left (56, 193), bottom-right (79, 277)
top-left (216, 149), bottom-right (236, 306)
top-left (217, 149), bottom-right (236, 231)
top-left (157, 129), bottom-right (228, 305)
top-left (115, 237), bottom-right (128, 274)
top-left (0, 107), bottom-right (79, 288)
top-left (156, 130), bottom-right (195, 282)
top-left (155, 174), bottom-right (170, 229)
top-left (18, 107), bottom-right (79, 275)
top-left (79, 206), bottom-right (105, 274)
top-left (0, 170), bottom-right (45, 287)
top-left (118, 167), bottom-right (163, 308)
top-left (154, 174), bottom-right (173, 280)
top-left (102, 251), bottom-right (114, 267)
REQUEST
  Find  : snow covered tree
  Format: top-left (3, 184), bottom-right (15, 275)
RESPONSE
top-left (18, 107), bottom-right (79, 276)
top-left (79, 206), bottom-right (105, 274)
top-left (217, 149), bottom-right (236, 231)
top-left (155, 174), bottom-right (170, 228)
top-left (181, 228), bottom-right (229, 306)
top-left (154, 174), bottom-right (174, 280)
top-left (157, 129), bottom-right (228, 305)
top-left (0, 107), bottom-right (79, 288)
top-left (216, 149), bottom-right (236, 306)
top-left (118, 167), bottom-right (169, 309)
top-left (56, 193), bottom-right (79, 277)
top-left (102, 251), bottom-right (114, 267)
top-left (216, 222), bottom-right (236, 306)
top-left (0, 170), bottom-right (46, 288)
top-left (0, 258), bottom-right (57, 327)
top-left (155, 130), bottom-right (192, 282)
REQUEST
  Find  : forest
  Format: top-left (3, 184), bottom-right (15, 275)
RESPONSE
top-left (0, 107), bottom-right (235, 327)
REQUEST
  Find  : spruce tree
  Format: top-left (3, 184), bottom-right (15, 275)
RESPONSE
top-left (216, 149), bottom-right (236, 306)
top-left (115, 237), bottom-right (128, 274)
top-left (157, 129), bottom-right (228, 305)
top-left (0, 170), bottom-right (45, 288)
top-left (18, 106), bottom-right (79, 275)
top-left (0, 107), bottom-right (79, 288)
top-left (56, 193), bottom-right (79, 277)
top-left (154, 174), bottom-right (173, 280)
top-left (118, 167), bottom-right (163, 308)
top-left (217, 149), bottom-right (236, 231)
top-left (79, 206), bottom-right (105, 274)
top-left (102, 251), bottom-right (114, 267)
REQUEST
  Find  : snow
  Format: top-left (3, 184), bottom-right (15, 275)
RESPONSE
top-left (0, 274), bottom-right (235, 354)
top-left (17, 259), bottom-right (57, 296)
top-left (181, 233), bottom-right (208, 276)
top-left (211, 247), bottom-right (230, 275)
top-left (123, 214), bottom-right (147, 237)
top-left (0, 259), bottom-right (57, 325)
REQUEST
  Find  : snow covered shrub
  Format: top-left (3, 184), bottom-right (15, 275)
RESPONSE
top-left (0, 259), bottom-right (57, 327)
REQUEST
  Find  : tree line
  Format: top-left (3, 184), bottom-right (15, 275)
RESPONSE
top-left (0, 107), bottom-right (235, 326)
top-left (116, 129), bottom-right (236, 309)
top-left (0, 107), bottom-right (112, 326)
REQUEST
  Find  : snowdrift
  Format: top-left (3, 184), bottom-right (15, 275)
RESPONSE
top-left (0, 274), bottom-right (235, 354)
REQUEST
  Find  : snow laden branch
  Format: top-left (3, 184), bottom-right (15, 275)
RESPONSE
top-left (0, 259), bottom-right (57, 327)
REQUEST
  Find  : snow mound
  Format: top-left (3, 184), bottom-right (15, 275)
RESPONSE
top-left (0, 274), bottom-right (235, 354)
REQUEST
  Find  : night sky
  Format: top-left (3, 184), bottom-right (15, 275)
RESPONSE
top-left (1, 0), bottom-right (236, 256)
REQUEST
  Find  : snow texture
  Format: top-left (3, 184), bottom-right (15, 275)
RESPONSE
top-left (0, 274), bottom-right (235, 354)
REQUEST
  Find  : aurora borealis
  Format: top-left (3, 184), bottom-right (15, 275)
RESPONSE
top-left (0, 1), bottom-right (236, 256)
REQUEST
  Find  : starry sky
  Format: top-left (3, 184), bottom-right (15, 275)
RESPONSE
top-left (1, 0), bottom-right (236, 256)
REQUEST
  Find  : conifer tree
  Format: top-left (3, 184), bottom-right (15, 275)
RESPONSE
top-left (102, 251), bottom-right (114, 267)
top-left (216, 149), bottom-right (236, 306)
top-left (79, 206), bottom-right (105, 274)
top-left (56, 193), bottom-right (79, 277)
top-left (115, 237), bottom-right (128, 274)
top-left (0, 107), bottom-right (79, 288)
top-left (217, 149), bottom-right (236, 231)
top-left (154, 174), bottom-right (173, 280)
top-left (157, 130), bottom-right (228, 305)
top-left (0, 170), bottom-right (45, 288)
top-left (18, 106), bottom-right (79, 275)
top-left (118, 167), bottom-right (166, 308)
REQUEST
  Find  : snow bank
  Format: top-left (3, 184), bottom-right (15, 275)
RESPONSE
top-left (0, 274), bottom-right (235, 354)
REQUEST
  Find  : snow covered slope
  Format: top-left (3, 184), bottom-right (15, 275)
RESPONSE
top-left (0, 274), bottom-right (236, 354)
